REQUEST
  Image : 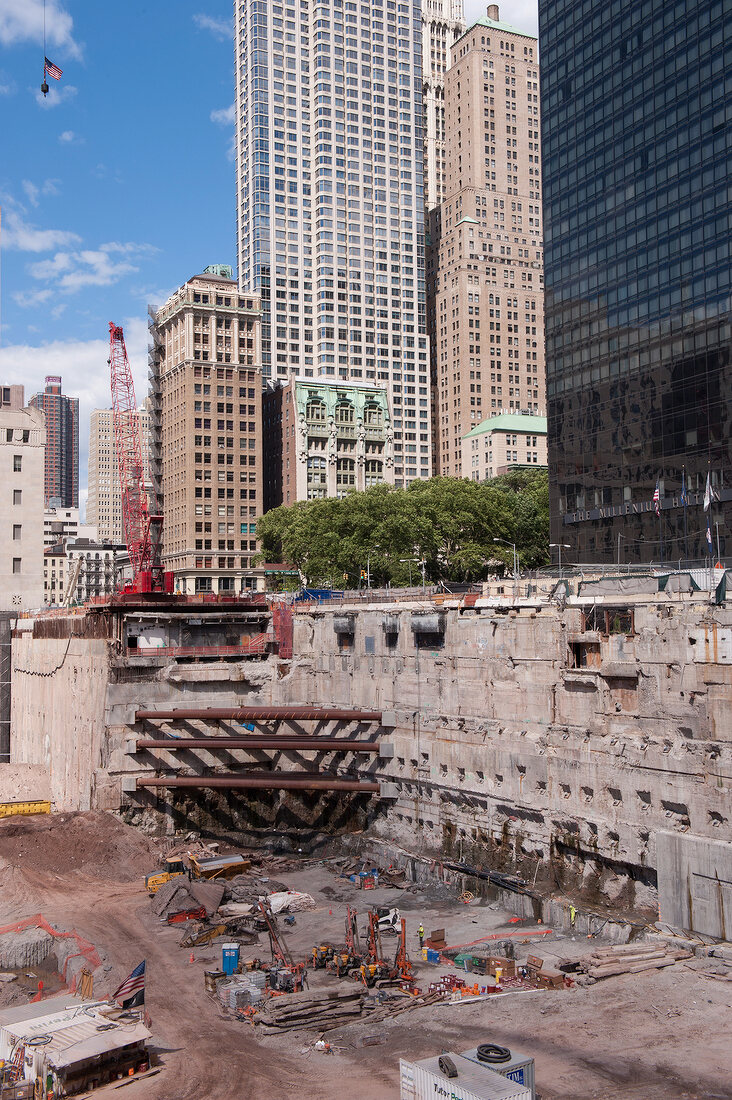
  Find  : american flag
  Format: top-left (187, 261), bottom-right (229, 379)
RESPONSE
top-left (653, 480), bottom-right (660, 517)
top-left (113, 960), bottom-right (145, 1008)
top-left (44, 57), bottom-right (63, 81)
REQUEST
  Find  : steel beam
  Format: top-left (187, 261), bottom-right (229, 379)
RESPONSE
top-left (135, 738), bottom-right (381, 753)
top-left (135, 774), bottom-right (379, 792)
top-left (135, 706), bottom-right (382, 723)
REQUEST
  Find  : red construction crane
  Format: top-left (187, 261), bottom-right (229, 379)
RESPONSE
top-left (108, 322), bottom-right (171, 594)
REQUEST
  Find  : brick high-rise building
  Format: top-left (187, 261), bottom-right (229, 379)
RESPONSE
top-left (29, 376), bottom-right (79, 507)
top-left (235, 0), bottom-right (432, 487)
top-left (149, 270), bottom-right (263, 595)
top-left (87, 401), bottom-right (151, 543)
top-left (429, 5), bottom-right (545, 477)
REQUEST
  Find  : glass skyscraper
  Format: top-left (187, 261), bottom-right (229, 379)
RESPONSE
top-left (235, 0), bottom-right (432, 485)
top-left (540, 0), bottom-right (731, 562)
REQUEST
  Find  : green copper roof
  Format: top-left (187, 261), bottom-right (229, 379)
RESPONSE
top-left (463, 413), bottom-right (547, 439)
top-left (457, 16), bottom-right (536, 44)
top-left (456, 215), bottom-right (479, 226)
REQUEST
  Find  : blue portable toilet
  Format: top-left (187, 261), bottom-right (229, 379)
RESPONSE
top-left (222, 942), bottom-right (240, 975)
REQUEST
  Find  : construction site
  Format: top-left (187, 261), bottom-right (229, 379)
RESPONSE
top-left (0, 567), bottom-right (729, 1099)
top-left (0, 329), bottom-right (730, 1099)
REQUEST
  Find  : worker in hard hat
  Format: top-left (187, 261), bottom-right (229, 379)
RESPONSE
top-left (418, 923), bottom-right (424, 948)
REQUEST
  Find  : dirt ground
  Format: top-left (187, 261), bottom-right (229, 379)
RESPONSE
top-left (0, 812), bottom-right (730, 1100)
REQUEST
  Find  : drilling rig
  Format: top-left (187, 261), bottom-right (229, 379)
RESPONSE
top-left (108, 322), bottom-right (172, 594)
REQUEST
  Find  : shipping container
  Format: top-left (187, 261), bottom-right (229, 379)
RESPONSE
top-left (400, 1054), bottom-right (531, 1100)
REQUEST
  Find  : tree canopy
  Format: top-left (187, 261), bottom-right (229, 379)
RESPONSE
top-left (255, 471), bottom-right (549, 587)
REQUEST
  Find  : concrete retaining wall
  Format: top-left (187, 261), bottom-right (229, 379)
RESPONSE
top-left (9, 596), bottom-right (732, 935)
top-left (11, 635), bottom-right (110, 811)
top-left (656, 830), bottom-right (732, 938)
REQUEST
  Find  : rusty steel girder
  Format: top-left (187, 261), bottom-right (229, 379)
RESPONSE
top-left (136, 738), bottom-right (381, 752)
top-left (136, 774), bottom-right (379, 792)
top-left (135, 706), bottom-right (382, 723)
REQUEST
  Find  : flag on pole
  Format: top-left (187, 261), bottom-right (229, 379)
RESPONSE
top-left (680, 469), bottom-right (687, 508)
top-left (706, 520), bottom-right (714, 557)
top-left (113, 960), bottom-right (145, 1008)
top-left (704, 471), bottom-right (712, 511)
top-left (44, 58), bottom-right (63, 81)
top-left (653, 479), bottom-right (660, 517)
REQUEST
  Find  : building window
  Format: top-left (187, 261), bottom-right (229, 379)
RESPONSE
top-left (13, 455), bottom-right (21, 472)
top-left (13, 490), bottom-right (21, 505)
top-left (12, 558), bottom-right (21, 574)
top-left (12, 525), bottom-right (21, 540)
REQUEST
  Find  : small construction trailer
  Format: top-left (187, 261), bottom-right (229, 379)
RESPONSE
top-left (0, 996), bottom-right (152, 1097)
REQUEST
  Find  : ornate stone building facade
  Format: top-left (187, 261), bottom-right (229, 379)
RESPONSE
top-left (264, 378), bottom-right (393, 506)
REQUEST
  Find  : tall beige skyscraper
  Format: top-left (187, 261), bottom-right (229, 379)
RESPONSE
top-left (149, 269), bottom-right (263, 595)
top-left (86, 401), bottom-right (151, 542)
top-left (422, 0), bottom-right (466, 212)
top-left (429, 5), bottom-right (545, 476)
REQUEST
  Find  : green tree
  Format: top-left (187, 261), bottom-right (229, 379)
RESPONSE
top-left (254, 472), bottom-right (549, 584)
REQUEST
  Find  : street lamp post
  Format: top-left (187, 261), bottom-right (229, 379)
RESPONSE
top-left (399, 557), bottom-right (426, 593)
top-left (549, 542), bottom-right (571, 579)
top-left (493, 538), bottom-right (518, 579)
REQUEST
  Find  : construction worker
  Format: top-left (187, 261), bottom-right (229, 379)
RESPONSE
top-left (418, 923), bottom-right (424, 948)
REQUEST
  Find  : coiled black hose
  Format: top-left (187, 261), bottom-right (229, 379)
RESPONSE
top-left (476, 1043), bottom-right (511, 1064)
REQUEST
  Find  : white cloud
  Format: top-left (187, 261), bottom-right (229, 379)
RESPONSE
top-left (0, 0), bottom-right (80, 55)
top-left (21, 178), bottom-right (60, 207)
top-left (463, 0), bottom-right (538, 36)
top-left (210, 103), bottom-right (235, 126)
top-left (11, 288), bottom-right (53, 308)
top-left (92, 163), bottom-right (123, 184)
top-left (0, 206), bottom-right (80, 252)
top-left (0, 72), bottom-right (15, 96)
top-left (99, 241), bottom-right (158, 257)
top-left (0, 319), bottom-right (150, 500)
top-left (193, 13), bottom-right (231, 40)
top-left (22, 181), bottom-right (40, 207)
top-left (34, 83), bottom-right (77, 109)
top-left (58, 129), bottom-right (82, 144)
top-left (27, 241), bottom-right (156, 294)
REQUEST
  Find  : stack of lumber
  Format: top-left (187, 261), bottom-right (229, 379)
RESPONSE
top-left (257, 984), bottom-right (365, 1032)
top-left (580, 942), bottom-right (692, 979)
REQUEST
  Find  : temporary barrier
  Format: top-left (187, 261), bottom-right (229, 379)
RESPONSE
top-left (0, 915), bottom-right (101, 990)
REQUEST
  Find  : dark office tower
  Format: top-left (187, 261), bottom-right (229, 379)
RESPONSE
top-left (29, 376), bottom-right (79, 508)
top-left (540, 0), bottom-right (731, 563)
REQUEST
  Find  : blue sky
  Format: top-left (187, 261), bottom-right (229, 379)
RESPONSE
top-left (0, 0), bottom-right (537, 514)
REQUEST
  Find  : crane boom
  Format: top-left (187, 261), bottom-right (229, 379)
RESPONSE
top-left (109, 322), bottom-right (169, 593)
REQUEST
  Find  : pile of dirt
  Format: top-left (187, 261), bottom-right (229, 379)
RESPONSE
top-left (0, 811), bottom-right (162, 882)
